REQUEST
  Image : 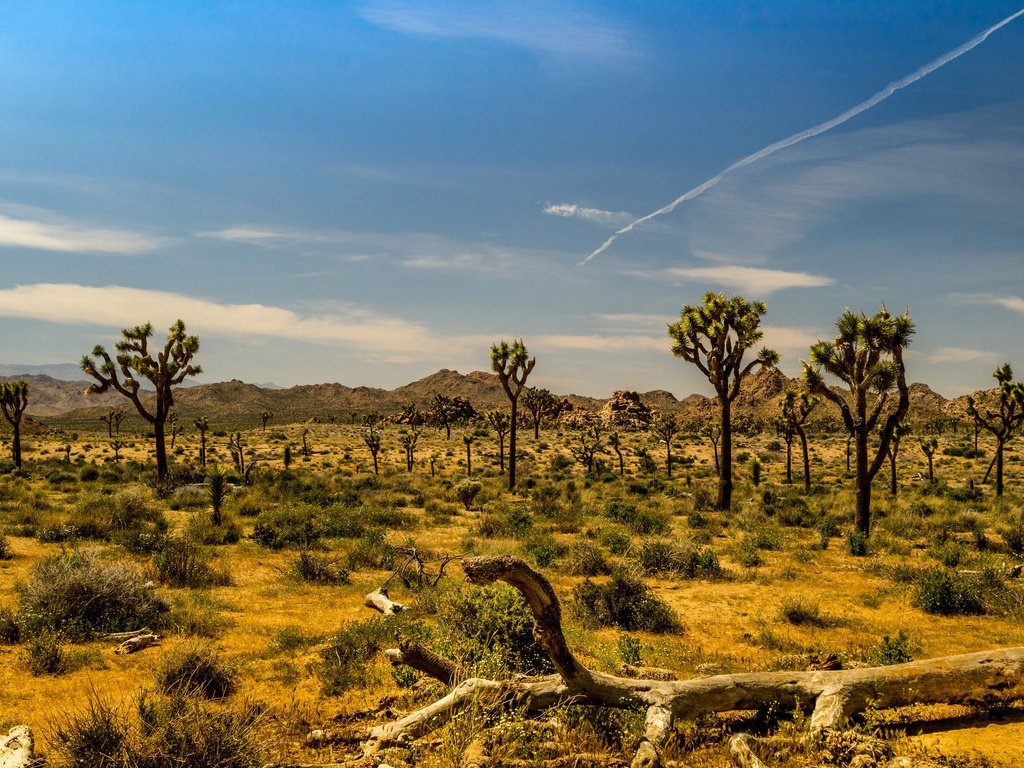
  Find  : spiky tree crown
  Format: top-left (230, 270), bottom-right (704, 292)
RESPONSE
top-left (668, 292), bottom-right (778, 400)
top-left (490, 339), bottom-right (535, 400)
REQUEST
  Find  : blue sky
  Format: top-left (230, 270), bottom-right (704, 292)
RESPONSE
top-left (0, 1), bottom-right (1022, 397)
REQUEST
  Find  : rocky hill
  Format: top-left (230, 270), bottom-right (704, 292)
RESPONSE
top-left (0, 366), bottom-right (964, 433)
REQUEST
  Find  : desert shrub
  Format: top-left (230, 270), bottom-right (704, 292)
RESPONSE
top-left (319, 615), bottom-right (421, 694)
top-left (152, 538), bottom-right (230, 588)
top-left (763, 490), bottom-right (815, 527)
top-left (943, 444), bottom-right (984, 458)
top-left (548, 454), bottom-right (573, 472)
top-left (618, 634), bottom-right (643, 666)
top-left (187, 513), bottom-right (243, 546)
top-left (636, 540), bottom-right (721, 579)
top-left (167, 593), bottom-right (230, 638)
top-left (455, 480), bottom-right (483, 510)
top-left (847, 530), bottom-right (868, 557)
top-left (25, 630), bottom-right (66, 675)
top-left (19, 550), bottom-right (168, 640)
top-left (1001, 515), bottom-right (1024, 556)
top-left (779, 598), bottom-right (829, 628)
top-left (600, 529), bottom-right (632, 556)
top-left (290, 551), bottom-right (350, 584)
top-left (156, 642), bottom-right (236, 699)
top-left (571, 571), bottom-right (680, 633)
top-left (0, 606), bottom-right (21, 644)
top-left (914, 567), bottom-right (986, 615)
top-left (531, 483), bottom-right (563, 518)
top-left (478, 503), bottom-right (533, 539)
top-left (521, 533), bottom-right (565, 568)
top-left (604, 500), bottom-right (670, 535)
top-left (0, 534), bottom-right (11, 561)
top-left (735, 539), bottom-right (764, 568)
top-left (52, 691), bottom-right (263, 768)
top-left (70, 485), bottom-right (165, 540)
top-left (345, 528), bottom-right (394, 570)
top-left (565, 541), bottom-right (612, 576)
top-left (872, 630), bottom-right (913, 666)
top-left (434, 582), bottom-right (551, 675)
top-left (250, 506), bottom-right (323, 550)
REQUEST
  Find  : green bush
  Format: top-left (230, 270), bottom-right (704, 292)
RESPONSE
top-left (319, 615), bottom-right (420, 694)
top-left (873, 630), bottom-right (913, 665)
top-left (565, 541), bottom-right (612, 576)
top-left (24, 630), bottom-right (65, 675)
top-left (521, 533), bottom-right (565, 568)
top-left (156, 642), bottom-right (236, 699)
top-left (847, 531), bottom-right (868, 557)
top-left (571, 571), bottom-right (680, 633)
top-left (18, 551), bottom-right (168, 640)
top-left (0, 606), bottom-right (21, 644)
top-left (153, 538), bottom-right (230, 588)
top-left (636, 540), bottom-right (721, 579)
top-left (290, 551), bottom-right (350, 584)
top-left (914, 567), bottom-right (986, 615)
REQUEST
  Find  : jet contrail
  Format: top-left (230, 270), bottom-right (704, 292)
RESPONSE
top-left (581, 7), bottom-right (1024, 265)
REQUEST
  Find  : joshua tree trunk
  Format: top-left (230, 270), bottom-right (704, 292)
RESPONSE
top-left (798, 430), bottom-right (811, 494)
top-left (718, 398), bottom-right (733, 510)
top-left (784, 435), bottom-right (793, 484)
top-left (854, 420), bottom-right (871, 536)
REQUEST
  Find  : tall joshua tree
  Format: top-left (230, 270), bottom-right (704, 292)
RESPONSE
top-left (0, 381), bottom-right (29, 469)
top-left (193, 416), bottom-right (209, 468)
top-left (523, 387), bottom-right (559, 439)
top-left (887, 422), bottom-right (911, 496)
top-left (490, 339), bottom-right (535, 491)
top-left (486, 409), bottom-right (511, 473)
top-left (780, 389), bottom-right (819, 493)
top-left (668, 293), bottom-right (778, 510)
top-left (431, 395), bottom-right (458, 440)
top-left (967, 364), bottom-right (1024, 497)
top-left (804, 306), bottom-right (914, 536)
top-left (920, 435), bottom-right (938, 482)
top-left (81, 320), bottom-right (201, 482)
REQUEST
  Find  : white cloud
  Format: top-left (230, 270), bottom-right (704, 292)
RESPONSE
top-left (627, 264), bottom-right (834, 295)
top-left (761, 326), bottom-right (824, 358)
top-left (0, 211), bottom-right (166, 254)
top-left (359, 0), bottom-right (638, 63)
top-left (594, 313), bottom-right (668, 328)
top-left (544, 203), bottom-right (634, 227)
top-left (925, 346), bottom-right (999, 364)
top-left (533, 333), bottom-right (664, 352)
top-left (0, 283), bottom-right (487, 363)
top-left (993, 295), bottom-right (1024, 315)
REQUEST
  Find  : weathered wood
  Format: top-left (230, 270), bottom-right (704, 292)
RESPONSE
top-left (384, 636), bottom-right (462, 685)
top-left (369, 555), bottom-right (1024, 768)
top-left (114, 632), bottom-right (160, 654)
top-left (0, 726), bottom-right (34, 768)
top-left (729, 734), bottom-right (768, 768)
top-left (364, 587), bottom-right (405, 616)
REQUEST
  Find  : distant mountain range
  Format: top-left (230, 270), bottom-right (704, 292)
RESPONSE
top-left (0, 365), bottom-right (972, 433)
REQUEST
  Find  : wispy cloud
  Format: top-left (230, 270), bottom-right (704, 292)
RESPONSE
top-left (534, 333), bottom-right (664, 353)
top-left (0, 210), bottom-right (166, 254)
top-left (359, 1), bottom-right (638, 63)
top-left (0, 283), bottom-right (487, 363)
top-left (763, 326), bottom-right (827, 359)
top-left (627, 264), bottom-right (834, 295)
top-left (594, 313), bottom-right (668, 328)
top-left (925, 346), bottom-right (998, 365)
top-left (544, 203), bottom-right (634, 227)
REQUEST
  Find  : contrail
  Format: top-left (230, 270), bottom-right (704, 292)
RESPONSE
top-left (581, 7), bottom-right (1024, 265)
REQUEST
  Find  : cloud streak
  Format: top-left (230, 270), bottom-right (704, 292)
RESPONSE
top-left (581, 6), bottom-right (1024, 264)
top-left (0, 283), bottom-right (486, 363)
top-left (627, 264), bottom-right (834, 295)
top-left (0, 211), bottom-right (166, 254)
top-left (359, 0), bottom-right (637, 62)
top-left (544, 203), bottom-right (634, 227)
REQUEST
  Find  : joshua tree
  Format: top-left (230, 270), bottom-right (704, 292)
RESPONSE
top-left (364, 425), bottom-right (382, 475)
top-left (570, 424), bottom-right (604, 475)
top-left (780, 389), bottom-right (819, 493)
top-left (668, 293), bottom-right (778, 510)
top-left (967, 364), bottom-right (1024, 497)
top-left (0, 380), bottom-right (29, 468)
top-left (81, 320), bottom-right (200, 481)
top-left (99, 407), bottom-right (126, 438)
top-left (485, 409), bottom-right (511, 473)
top-left (887, 422), bottom-right (911, 496)
top-left (803, 306), bottom-right (914, 536)
top-left (652, 413), bottom-right (680, 478)
top-left (110, 439), bottom-right (124, 464)
top-left (301, 427), bottom-right (311, 457)
top-left (430, 395), bottom-right (458, 440)
top-left (207, 463), bottom-right (227, 526)
top-left (463, 433), bottom-right (475, 477)
top-left (259, 410), bottom-right (273, 432)
top-left (228, 432), bottom-right (246, 478)
top-left (399, 427), bottom-right (421, 472)
top-left (920, 436), bottom-right (938, 482)
top-left (490, 339), bottom-right (535, 490)
top-left (703, 422), bottom-right (722, 474)
top-left (609, 431), bottom-right (625, 476)
top-left (523, 387), bottom-right (559, 440)
top-left (168, 412), bottom-right (183, 450)
top-left (193, 416), bottom-right (209, 467)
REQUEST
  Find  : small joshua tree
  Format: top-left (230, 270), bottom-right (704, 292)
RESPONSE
top-left (570, 424), bottom-right (604, 475)
top-left (887, 422), bottom-right (910, 496)
top-left (400, 427), bottom-right (420, 472)
top-left (81, 320), bottom-right (201, 481)
top-left (168, 412), bottom-right (183, 450)
top-left (967, 364), bottom-right (1024, 497)
top-left (111, 439), bottom-right (124, 464)
top-left (99, 407), bottom-right (125, 438)
top-left (259, 410), bottom-right (273, 432)
top-left (920, 435), bottom-right (938, 482)
top-left (780, 389), bottom-right (819, 493)
top-left (207, 463), bottom-right (227, 527)
top-left (703, 422), bottom-right (722, 474)
top-left (651, 413), bottom-right (680, 478)
top-left (490, 339), bottom-right (535, 490)
top-left (0, 380), bottom-right (29, 469)
top-left (430, 395), bottom-right (457, 440)
top-left (609, 431), bottom-right (625, 476)
top-left (463, 433), bottom-right (475, 477)
top-left (668, 293), bottom-right (778, 510)
top-left (804, 306), bottom-right (914, 536)
top-left (523, 387), bottom-right (559, 440)
top-left (364, 425), bottom-right (382, 475)
top-left (193, 416), bottom-right (209, 468)
top-left (485, 409), bottom-right (511, 473)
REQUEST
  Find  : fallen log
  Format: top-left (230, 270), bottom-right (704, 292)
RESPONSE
top-left (114, 631), bottom-right (160, 654)
top-left (0, 726), bottom-right (34, 768)
top-left (364, 587), bottom-right (405, 616)
top-left (360, 555), bottom-right (1024, 768)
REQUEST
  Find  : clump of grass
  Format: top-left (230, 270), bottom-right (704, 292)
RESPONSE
top-left (156, 642), bottom-right (237, 699)
top-left (779, 597), bottom-right (830, 628)
top-left (914, 567), bottom-right (986, 615)
top-left (872, 630), bottom-right (913, 665)
top-left (565, 541), bottom-right (612, 576)
top-left (24, 630), bottom-right (66, 675)
top-left (152, 537), bottom-right (231, 588)
top-left (290, 551), bottom-right (350, 584)
top-left (571, 571), bottom-right (680, 633)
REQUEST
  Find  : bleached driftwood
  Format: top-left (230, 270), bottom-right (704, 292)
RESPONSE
top-left (0, 726), bottom-right (34, 768)
top-left (363, 587), bottom-right (405, 616)
top-left (359, 555), bottom-right (1024, 768)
